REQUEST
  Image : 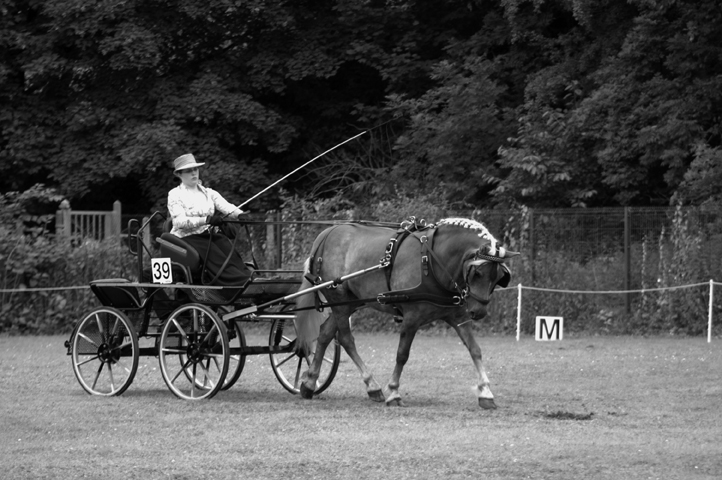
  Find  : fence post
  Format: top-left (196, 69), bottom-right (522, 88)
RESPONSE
top-left (275, 210), bottom-right (282, 269)
top-left (266, 211), bottom-right (278, 269)
top-left (110, 200), bottom-right (121, 244)
top-left (624, 207), bottom-right (631, 313)
top-left (709, 279), bottom-right (714, 343)
top-left (516, 283), bottom-right (522, 342)
top-left (56, 200), bottom-right (72, 239)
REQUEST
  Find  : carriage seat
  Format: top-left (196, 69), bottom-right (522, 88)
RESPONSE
top-left (156, 217), bottom-right (256, 284)
top-left (156, 233), bottom-right (202, 280)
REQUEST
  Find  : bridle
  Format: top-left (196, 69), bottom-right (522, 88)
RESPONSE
top-left (461, 250), bottom-right (508, 303)
top-left (428, 244), bottom-right (509, 306)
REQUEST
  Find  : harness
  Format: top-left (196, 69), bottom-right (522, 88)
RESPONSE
top-left (377, 223), bottom-right (465, 320)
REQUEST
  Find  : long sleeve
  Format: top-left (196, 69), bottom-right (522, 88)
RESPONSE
top-left (207, 188), bottom-right (243, 218)
top-left (167, 185), bottom-right (214, 237)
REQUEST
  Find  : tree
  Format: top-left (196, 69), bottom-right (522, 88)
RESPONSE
top-left (0, 0), bottom-right (425, 211)
top-left (489, 0), bottom-right (722, 207)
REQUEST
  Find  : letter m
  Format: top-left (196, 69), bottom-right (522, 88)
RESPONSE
top-left (535, 316), bottom-right (563, 341)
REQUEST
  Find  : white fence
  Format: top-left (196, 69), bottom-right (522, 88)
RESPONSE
top-left (55, 200), bottom-right (122, 242)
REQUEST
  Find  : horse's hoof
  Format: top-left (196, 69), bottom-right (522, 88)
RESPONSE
top-left (367, 389), bottom-right (385, 402)
top-left (299, 383), bottom-right (314, 399)
top-left (478, 398), bottom-right (497, 410)
top-left (385, 393), bottom-right (404, 407)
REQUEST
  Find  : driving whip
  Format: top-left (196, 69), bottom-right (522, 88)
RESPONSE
top-left (237, 130), bottom-right (367, 209)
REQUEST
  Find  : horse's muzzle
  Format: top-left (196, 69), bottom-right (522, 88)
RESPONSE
top-left (468, 305), bottom-right (488, 320)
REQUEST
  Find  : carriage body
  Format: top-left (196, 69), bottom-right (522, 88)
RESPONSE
top-left (65, 212), bottom-right (340, 400)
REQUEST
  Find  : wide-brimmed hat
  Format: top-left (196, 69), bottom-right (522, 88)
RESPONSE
top-left (173, 153), bottom-right (205, 172)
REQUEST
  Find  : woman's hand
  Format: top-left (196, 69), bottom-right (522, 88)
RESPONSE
top-left (206, 215), bottom-right (224, 226)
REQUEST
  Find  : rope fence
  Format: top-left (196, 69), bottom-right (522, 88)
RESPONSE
top-left (495, 280), bottom-right (720, 343)
top-left (1, 281), bottom-right (718, 342)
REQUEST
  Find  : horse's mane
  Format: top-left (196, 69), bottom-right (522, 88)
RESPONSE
top-left (438, 218), bottom-right (508, 257)
top-left (437, 218), bottom-right (496, 242)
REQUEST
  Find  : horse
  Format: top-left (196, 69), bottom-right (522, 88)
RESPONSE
top-left (293, 217), bottom-right (519, 408)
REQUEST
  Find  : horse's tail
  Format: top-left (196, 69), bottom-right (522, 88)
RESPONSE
top-left (293, 257), bottom-right (327, 357)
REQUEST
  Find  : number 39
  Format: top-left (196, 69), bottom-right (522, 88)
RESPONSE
top-left (151, 258), bottom-right (173, 284)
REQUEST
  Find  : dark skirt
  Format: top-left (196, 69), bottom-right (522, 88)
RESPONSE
top-left (182, 232), bottom-right (251, 287)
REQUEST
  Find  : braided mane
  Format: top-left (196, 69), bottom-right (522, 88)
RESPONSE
top-left (438, 218), bottom-right (509, 258)
top-left (437, 218), bottom-right (496, 242)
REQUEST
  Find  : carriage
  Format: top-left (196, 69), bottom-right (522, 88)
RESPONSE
top-left (65, 211), bottom-right (519, 408)
top-left (64, 212), bottom-right (342, 400)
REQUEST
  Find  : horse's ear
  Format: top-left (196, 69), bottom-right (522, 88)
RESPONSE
top-left (503, 250), bottom-right (520, 258)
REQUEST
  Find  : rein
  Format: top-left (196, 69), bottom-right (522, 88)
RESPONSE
top-left (201, 226), bottom-right (243, 286)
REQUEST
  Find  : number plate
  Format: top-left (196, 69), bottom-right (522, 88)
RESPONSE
top-left (151, 258), bottom-right (173, 284)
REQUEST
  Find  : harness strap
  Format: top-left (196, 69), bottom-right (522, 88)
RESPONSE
top-left (307, 225), bottom-right (343, 312)
top-left (377, 292), bottom-right (462, 307)
top-left (420, 234), bottom-right (430, 277)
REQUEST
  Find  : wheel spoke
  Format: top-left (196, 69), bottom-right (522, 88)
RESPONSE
top-left (94, 313), bottom-right (104, 336)
top-left (275, 352), bottom-right (297, 368)
top-left (197, 360), bottom-right (215, 389)
top-left (108, 363), bottom-right (116, 393)
top-left (170, 365), bottom-right (187, 385)
top-left (161, 347), bottom-right (187, 354)
top-left (75, 354), bottom-right (101, 367)
top-left (92, 362), bottom-right (104, 389)
top-left (77, 332), bottom-right (99, 349)
top-left (171, 317), bottom-right (188, 339)
top-left (109, 340), bottom-right (133, 354)
top-left (111, 316), bottom-right (120, 336)
top-left (191, 364), bottom-right (198, 398)
top-left (294, 357), bottom-right (302, 388)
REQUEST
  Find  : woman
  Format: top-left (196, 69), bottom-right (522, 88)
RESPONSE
top-left (167, 153), bottom-right (250, 287)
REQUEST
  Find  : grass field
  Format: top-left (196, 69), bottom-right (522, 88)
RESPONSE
top-left (2, 331), bottom-right (721, 479)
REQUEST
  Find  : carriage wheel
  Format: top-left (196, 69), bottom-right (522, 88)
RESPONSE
top-left (71, 307), bottom-right (139, 396)
top-left (221, 320), bottom-right (246, 390)
top-left (269, 315), bottom-right (340, 395)
top-left (158, 304), bottom-right (229, 400)
top-left (177, 318), bottom-right (245, 391)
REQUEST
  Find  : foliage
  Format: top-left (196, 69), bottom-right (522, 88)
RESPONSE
top-left (673, 144), bottom-right (722, 208)
top-left (0, 186), bottom-right (135, 334)
top-left (386, 58), bottom-right (514, 205)
top-left (631, 206), bottom-right (713, 335)
top-left (3, 0), bottom-right (722, 211)
top-left (490, 0), bottom-right (722, 207)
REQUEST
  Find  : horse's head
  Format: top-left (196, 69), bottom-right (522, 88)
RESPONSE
top-left (434, 218), bottom-right (520, 320)
top-left (462, 242), bottom-right (520, 320)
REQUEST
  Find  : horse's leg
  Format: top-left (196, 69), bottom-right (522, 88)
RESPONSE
top-left (448, 319), bottom-right (497, 409)
top-left (300, 308), bottom-right (384, 401)
top-left (299, 309), bottom-right (337, 399)
top-left (383, 322), bottom-right (419, 407)
top-left (334, 310), bottom-right (385, 401)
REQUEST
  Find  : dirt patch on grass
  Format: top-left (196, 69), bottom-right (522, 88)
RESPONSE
top-left (537, 410), bottom-right (595, 421)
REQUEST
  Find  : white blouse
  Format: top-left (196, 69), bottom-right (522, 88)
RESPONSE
top-left (167, 183), bottom-right (242, 237)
